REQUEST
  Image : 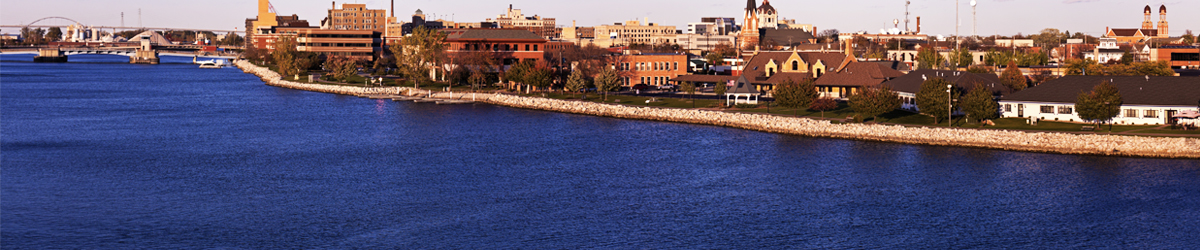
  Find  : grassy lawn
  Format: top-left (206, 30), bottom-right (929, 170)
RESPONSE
top-left (517, 92), bottom-right (725, 109)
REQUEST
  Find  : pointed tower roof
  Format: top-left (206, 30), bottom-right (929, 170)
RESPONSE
top-left (746, 0), bottom-right (757, 11)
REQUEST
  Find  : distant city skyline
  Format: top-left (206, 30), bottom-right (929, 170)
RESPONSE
top-left (2, 0), bottom-right (1196, 37)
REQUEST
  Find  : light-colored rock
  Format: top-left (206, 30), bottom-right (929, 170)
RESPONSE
top-left (237, 60), bottom-right (1200, 159)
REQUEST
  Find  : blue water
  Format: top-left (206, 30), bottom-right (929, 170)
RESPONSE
top-left (3, 54), bottom-right (1200, 249)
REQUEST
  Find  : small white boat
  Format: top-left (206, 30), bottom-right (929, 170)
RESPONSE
top-left (198, 61), bottom-right (222, 69)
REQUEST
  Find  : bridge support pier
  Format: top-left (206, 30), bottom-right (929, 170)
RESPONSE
top-left (34, 49), bottom-right (67, 63)
top-left (130, 49), bottom-right (159, 64)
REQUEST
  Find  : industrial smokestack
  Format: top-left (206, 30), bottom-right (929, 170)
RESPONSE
top-left (916, 16), bottom-right (921, 34)
top-left (391, 0), bottom-right (395, 17)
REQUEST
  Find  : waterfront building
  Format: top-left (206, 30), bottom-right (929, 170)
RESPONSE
top-left (277, 27), bottom-right (380, 61)
top-left (246, 0), bottom-right (311, 50)
top-left (883, 69), bottom-right (1010, 112)
top-left (444, 28), bottom-right (547, 67)
top-left (737, 48), bottom-right (849, 95)
top-left (998, 76), bottom-right (1200, 125)
top-left (324, 2), bottom-right (391, 32)
top-left (613, 51), bottom-right (688, 87)
top-left (487, 5), bottom-right (558, 39)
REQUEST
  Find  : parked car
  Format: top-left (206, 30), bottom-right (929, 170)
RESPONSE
top-left (658, 84), bottom-right (677, 91)
top-left (631, 84), bottom-right (651, 91)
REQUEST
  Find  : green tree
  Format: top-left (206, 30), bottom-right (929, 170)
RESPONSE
top-left (916, 77), bottom-right (959, 124)
top-left (564, 69), bottom-right (589, 97)
top-left (966, 65), bottom-right (992, 74)
top-left (1182, 30), bottom-right (1195, 45)
top-left (504, 60), bottom-right (532, 90)
top-left (949, 47), bottom-right (974, 68)
top-left (524, 65), bottom-right (553, 92)
top-left (1075, 80), bottom-right (1123, 129)
top-left (390, 26), bottom-right (447, 86)
top-left (271, 35), bottom-right (299, 77)
top-left (1120, 50), bottom-right (1134, 65)
top-left (1000, 61), bottom-right (1027, 91)
top-left (325, 57), bottom-right (359, 82)
top-left (773, 78), bottom-right (817, 109)
top-left (810, 97), bottom-right (838, 119)
top-left (45, 27), bottom-right (62, 42)
top-left (1130, 61), bottom-right (1175, 76)
top-left (916, 47), bottom-right (945, 70)
top-left (848, 86), bottom-right (901, 122)
top-left (680, 81), bottom-right (697, 107)
top-left (714, 81), bottom-right (727, 97)
top-left (594, 68), bottom-right (620, 101)
top-left (961, 83), bottom-right (999, 123)
top-left (1032, 28), bottom-right (1064, 50)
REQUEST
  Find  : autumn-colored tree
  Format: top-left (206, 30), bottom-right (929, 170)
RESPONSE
top-left (773, 78), bottom-right (818, 109)
top-left (916, 46), bottom-right (945, 70)
top-left (810, 97), bottom-right (838, 119)
top-left (1000, 61), bottom-right (1027, 91)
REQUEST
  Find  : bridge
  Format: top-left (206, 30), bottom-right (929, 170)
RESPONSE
top-left (1, 16), bottom-right (244, 34)
top-left (2, 44), bottom-right (239, 64)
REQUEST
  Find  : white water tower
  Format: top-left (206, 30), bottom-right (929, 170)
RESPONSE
top-left (970, 0), bottom-right (978, 37)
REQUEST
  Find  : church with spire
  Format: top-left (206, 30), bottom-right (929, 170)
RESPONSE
top-left (739, 0), bottom-right (781, 49)
top-left (1105, 5), bottom-right (1169, 43)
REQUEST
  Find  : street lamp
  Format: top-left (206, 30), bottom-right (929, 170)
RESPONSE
top-left (947, 84), bottom-right (953, 126)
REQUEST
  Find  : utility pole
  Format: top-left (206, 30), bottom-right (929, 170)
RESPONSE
top-left (121, 12), bottom-right (124, 28)
top-left (956, 0), bottom-right (960, 51)
top-left (138, 8), bottom-right (142, 28)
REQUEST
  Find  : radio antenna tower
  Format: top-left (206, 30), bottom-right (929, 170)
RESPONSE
top-left (904, 1), bottom-right (911, 33)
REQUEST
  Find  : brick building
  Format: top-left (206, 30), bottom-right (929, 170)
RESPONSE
top-left (444, 29), bottom-right (548, 66)
top-left (324, 2), bottom-right (390, 32)
top-left (615, 51), bottom-right (688, 87)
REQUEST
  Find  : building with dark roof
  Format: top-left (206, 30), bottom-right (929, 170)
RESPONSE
top-left (758, 28), bottom-right (815, 48)
top-left (811, 60), bottom-right (906, 99)
top-left (739, 50), bottom-right (849, 95)
top-left (444, 28), bottom-right (547, 66)
top-left (998, 76), bottom-right (1200, 125)
top-left (883, 69), bottom-right (1010, 112)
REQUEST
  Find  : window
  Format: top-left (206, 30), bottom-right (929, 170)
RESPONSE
top-left (525, 44), bottom-right (530, 51)
top-left (792, 61), bottom-right (799, 71)
top-left (1040, 106), bottom-right (1055, 114)
top-left (1125, 109), bottom-right (1138, 118)
top-left (1144, 110), bottom-right (1158, 118)
top-left (534, 45), bottom-right (538, 51)
top-left (1058, 106), bottom-right (1074, 114)
top-left (1005, 104), bottom-right (1012, 112)
top-left (673, 62), bottom-right (678, 71)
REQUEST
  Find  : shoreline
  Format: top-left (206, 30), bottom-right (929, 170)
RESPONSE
top-left (235, 60), bottom-right (1200, 159)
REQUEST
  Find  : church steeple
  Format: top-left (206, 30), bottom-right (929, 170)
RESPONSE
top-left (746, 0), bottom-right (756, 10)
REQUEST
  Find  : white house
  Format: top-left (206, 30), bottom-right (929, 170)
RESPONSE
top-left (1084, 38), bottom-right (1126, 63)
top-left (999, 76), bottom-right (1200, 125)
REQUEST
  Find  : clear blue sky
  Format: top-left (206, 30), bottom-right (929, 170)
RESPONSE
top-left (2, 0), bottom-right (1195, 37)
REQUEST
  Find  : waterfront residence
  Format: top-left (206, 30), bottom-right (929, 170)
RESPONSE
top-left (883, 69), bottom-right (1011, 112)
top-left (998, 76), bottom-right (1200, 125)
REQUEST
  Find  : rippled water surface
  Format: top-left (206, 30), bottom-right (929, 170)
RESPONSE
top-left (3, 55), bottom-right (1200, 249)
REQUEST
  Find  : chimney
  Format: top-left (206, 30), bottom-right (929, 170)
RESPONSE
top-left (333, 1), bottom-right (336, 10)
top-left (844, 40), bottom-right (853, 56)
top-left (916, 17), bottom-right (922, 34)
top-left (391, 0), bottom-right (394, 17)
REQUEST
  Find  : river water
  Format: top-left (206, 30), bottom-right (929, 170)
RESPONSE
top-left (3, 54), bottom-right (1199, 249)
